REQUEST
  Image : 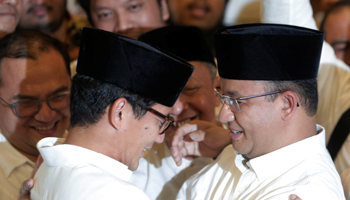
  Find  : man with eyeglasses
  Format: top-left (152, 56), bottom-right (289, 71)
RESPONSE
top-left (127, 25), bottom-right (228, 200)
top-left (174, 24), bottom-right (345, 199)
top-left (30, 27), bottom-right (193, 199)
top-left (0, 30), bottom-right (71, 200)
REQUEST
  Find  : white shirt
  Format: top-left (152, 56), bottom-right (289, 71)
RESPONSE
top-left (70, 59), bottom-right (77, 78)
top-left (31, 137), bottom-right (149, 200)
top-left (0, 141), bottom-right (34, 200)
top-left (177, 125), bottom-right (345, 200)
top-left (0, 133), bottom-right (6, 142)
top-left (130, 142), bottom-right (213, 200)
top-left (341, 169), bottom-right (350, 200)
top-left (262, 0), bottom-right (350, 174)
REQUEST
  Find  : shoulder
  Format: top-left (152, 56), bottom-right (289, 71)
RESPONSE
top-left (291, 153), bottom-right (344, 197)
top-left (34, 164), bottom-right (149, 200)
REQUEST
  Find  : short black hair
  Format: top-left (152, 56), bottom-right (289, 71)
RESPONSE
top-left (320, 0), bottom-right (350, 31)
top-left (0, 29), bottom-right (71, 86)
top-left (77, 0), bottom-right (162, 26)
top-left (70, 74), bottom-right (156, 128)
top-left (264, 79), bottom-right (318, 117)
top-left (203, 62), bottom-right (217, 81)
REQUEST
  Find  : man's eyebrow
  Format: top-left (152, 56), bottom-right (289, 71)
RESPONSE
top-left (50, 86), bottom-right (70, 96)
top-left (96, 6), bottom-right (113, 10)
top-left (11, 86), bottom-right (70, 101)
top-left (11, 94), bottom-right (37, 101)
top-left (121, 0), bottom-right (136, 5)
top-left (223, 89), bottom-right (242, 97)
top-left (331, 40), bottom-right (348, 46)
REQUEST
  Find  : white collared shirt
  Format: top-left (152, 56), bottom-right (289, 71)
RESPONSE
top-left (130, 142), bottom-right (213, 200)
top-left (31, 137), bottom-right (149, 200)
top-left (262, 0), bottom-right (350, 175)
top-left (0, 141), bottom-right (34, 200)
top-left (177, 125), bottom-right (345, 200)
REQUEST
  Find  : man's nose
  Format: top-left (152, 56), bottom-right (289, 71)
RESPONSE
top-left (33, 101), bottom-right (56, 122)
top-left (218, 104), bottom-right (235, 123)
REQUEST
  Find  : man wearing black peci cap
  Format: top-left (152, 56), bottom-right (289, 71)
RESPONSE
top-left (30, 27), bottom-right (194, 200)
top-left (129, 25), bottom-right (229, 199)
top-left (175, 24), bottom-right (345, 199)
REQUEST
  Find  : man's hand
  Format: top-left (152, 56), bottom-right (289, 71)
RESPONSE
top-left (168, 120), bottom-right (231, 166)
top-left (18, 155), bottom-right (43, 200)
top-left (18, 179), bottom-right (34, 200)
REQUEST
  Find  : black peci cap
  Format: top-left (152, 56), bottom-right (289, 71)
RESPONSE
top-left (76, 28), bottom-right (194, 107)
top-left (139, 25), bottom-right (216, 66)
top-left (214, 23), bottom-right (325, 80)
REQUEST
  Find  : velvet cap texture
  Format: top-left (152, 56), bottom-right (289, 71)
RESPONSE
top-left (76, 27), bottom-right (194, 107)
top-left (139, 25), bottom-right (216, 66)
top-left (214, 23), bottom-right (325, 80)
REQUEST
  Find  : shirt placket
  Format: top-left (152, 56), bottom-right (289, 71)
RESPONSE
top-left (233, 162), bottom-right (257, 199)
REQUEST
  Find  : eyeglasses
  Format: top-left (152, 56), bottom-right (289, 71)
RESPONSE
top-left (0, 91), bottom-right (71, 118)
top-left (146, 107), bottom-right (174, 135)
top-left (214, 88), bottom-right (283, 113)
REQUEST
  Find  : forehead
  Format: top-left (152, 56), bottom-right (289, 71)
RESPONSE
top-left (91, 0), bottom-right (158, 8)
top-left (188, 61), bottom-right (212, 82)
top-left (22, 0), bottom-right (65, 5)
top-left (0, 49), bottom-right (70, 91)
top-left (324, 7), bottom-right (350, 35)
top-left (220, 79), bottom-right (265, 96)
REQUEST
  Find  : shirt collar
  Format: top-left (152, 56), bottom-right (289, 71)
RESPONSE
top-left (37, 137), bottom-right (132, 182)
top-left (235, 125), bottom-right (326, 181)
top-left (0, 141), bottom-right (35, 177)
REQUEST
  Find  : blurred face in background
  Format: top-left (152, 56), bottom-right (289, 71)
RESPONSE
top-left (167, 0), bottom-right (226, 31)
top-left (323, 6), bottom-right (350, 66)
top-left (0, 48), bottom-right (71, 161)
top-left (90, 0), bottom-right (169, 39)
top-left (18, 0), bottom-right (66, 32)
top-left (167, 61), bottom-right (219, 134)
top-left (0, 0), bottom-right (22, 38)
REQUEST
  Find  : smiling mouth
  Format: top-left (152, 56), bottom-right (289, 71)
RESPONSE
top-left (233, 130), bottom-right (243, 135)
top-left (187, 3), bottom-right (210, 18)
top-left (0, 12), bottom-right (15, 16)
top-left (32, 122), bottom-right (56, 131)
top-left (173, 116), bottom-right (196, 127)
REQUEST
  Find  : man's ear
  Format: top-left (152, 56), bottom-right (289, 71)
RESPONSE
top-left (109, 98), bottom-right (127, 130)
top-left (214, 76), bottom-right (221, 107)
top-left (281, 91), bottom-right (299, 121)
top-left (160, 0), bottom-right (170, 21)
